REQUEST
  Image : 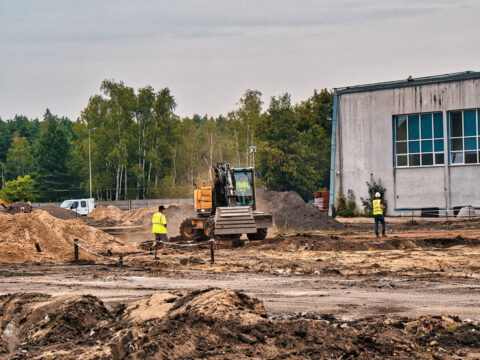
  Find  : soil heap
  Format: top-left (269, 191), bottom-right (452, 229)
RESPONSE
top-left (0, 210), bottom-right (130, 263)
top-left (256, 189), bottom-right (343, 231)
top-left (35, 204), bottom-right (78, 220)
top-left (5, 202), bottom-right (32, 214)
top-left (0, 289), bottom-right (478, 359)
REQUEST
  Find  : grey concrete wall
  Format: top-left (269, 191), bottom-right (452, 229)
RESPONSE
top-left (334, 78), bottom-right (480, 215)
top-left (450, 166), bottom-right (480, 208)
top-left (32, 198), bottom-right (193, 210)
top-left (394, 167), bottom-right (445, 209)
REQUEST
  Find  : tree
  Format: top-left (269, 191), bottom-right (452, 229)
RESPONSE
top-left (33, 110), bottom-right (73, 201)
top-left (0, 175), bottom-right (37, 202)
top-left (255, 91), bottom-right (333, 200)
top-left (0, 119), bottom-right (11, 163)
top-left (5, 134), bottom-right (34, 179)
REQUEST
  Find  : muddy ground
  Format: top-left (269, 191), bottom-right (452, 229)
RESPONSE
top-left (1, 215), bottom-right (480, 358)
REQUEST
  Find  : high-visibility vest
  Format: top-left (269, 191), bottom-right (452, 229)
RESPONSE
top-left (152, 212), bottom-right (167, 234)
top-left (372, 199), bottom-right (383, 215)
top-left (236, 181), bottom-right (251, 194)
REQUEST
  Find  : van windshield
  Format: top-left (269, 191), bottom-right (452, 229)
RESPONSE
top-left (60, 200), bottom-right (73, 209)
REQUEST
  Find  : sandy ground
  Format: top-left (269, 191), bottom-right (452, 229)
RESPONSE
top-left (1, 214), bottom-right (480, 358)
top-left (1, 218), bottom-right (480, 321)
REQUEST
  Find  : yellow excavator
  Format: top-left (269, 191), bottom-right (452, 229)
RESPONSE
top-left (179, 163), bottom-right (272, 241)
top-left (0, 199), bottom-right (9, 212)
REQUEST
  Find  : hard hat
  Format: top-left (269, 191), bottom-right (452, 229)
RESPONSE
top-left (375, 192), bottom-right (381, 198)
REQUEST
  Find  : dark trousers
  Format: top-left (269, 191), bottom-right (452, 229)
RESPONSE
top-left (374, 215), bottom-right (386, 235)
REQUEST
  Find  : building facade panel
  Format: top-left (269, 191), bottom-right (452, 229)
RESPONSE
top-left (332, 73), bottom-right (480, 215)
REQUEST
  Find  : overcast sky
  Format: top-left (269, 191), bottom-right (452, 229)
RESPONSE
top-left (1, 0), bottom-right (479, 121)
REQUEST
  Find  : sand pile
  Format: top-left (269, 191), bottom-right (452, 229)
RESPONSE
top-left (256, 189), bottom-right (343, 231)
top-left (87, 204), bottom-right (196, 237)
top-left (0, 210), bottom-right (129, 263)
top-left (1, 289), bottom-right (478, 359)
top-left (88, 205), bottom-right (126, 223)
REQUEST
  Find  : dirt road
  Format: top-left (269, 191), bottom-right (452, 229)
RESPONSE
top-left (1, 259), bottom-right (479, 321)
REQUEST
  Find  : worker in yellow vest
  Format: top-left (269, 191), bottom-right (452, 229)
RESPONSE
top-left (373, 192), bottom-right (386, 238)
top-left (152, 205), bottom-right (168, 255)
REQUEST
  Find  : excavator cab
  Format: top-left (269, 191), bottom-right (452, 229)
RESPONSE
top-left (232, 168), bottom-right (255, 208)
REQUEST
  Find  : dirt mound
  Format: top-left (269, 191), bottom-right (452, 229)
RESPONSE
top-left (1, 290), bottom-right (478, 359)
top-left (256, 233), bottom-right (480, 252)
top-left (256, 189), bottom-right (344, 231)
top-left (87, 204), bottom-right (196, 237)
top-left (5, 202), bottom-right (32, 214)
top-left (0, 293), bottom-right (110, 353)
top-left (0, 210), bottom-right (130, 263)
top-left (36, 204), bottom-right (78, 220)
top-left (88, 205), bottom-right (125, 222)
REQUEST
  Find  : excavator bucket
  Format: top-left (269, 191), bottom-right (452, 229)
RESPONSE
top-left (214, 206), bottom-right (257, 235)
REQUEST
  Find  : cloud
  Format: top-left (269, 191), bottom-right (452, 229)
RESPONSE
top-left (1, 0), bottom-right (473, 45)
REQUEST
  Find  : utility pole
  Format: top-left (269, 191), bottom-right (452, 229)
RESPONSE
top-left (248, 146), bottom-right (257, 168)
top-left (88, 127), bottom-right (97, 199)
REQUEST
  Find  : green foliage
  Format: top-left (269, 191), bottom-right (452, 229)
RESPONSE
top-left (256, 90), bottom-right (332, 200)
top-left (360, 174), bottom-right (388, 216)
top-left (0, 175), bottom-right (38, 202)
top-left (5, 134), bottom-right (34, 179)
top-left (33, 110), bottom-right (74, 201)
top-left (335, 189), bottom-right (358, 217)
top-left (0, 82), bottom-right (334, 202)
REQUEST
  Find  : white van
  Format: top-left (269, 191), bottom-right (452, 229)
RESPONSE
top-left (60, 198), bottom-right (95, 216)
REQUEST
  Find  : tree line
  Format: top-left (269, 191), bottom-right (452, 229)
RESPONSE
top-left (0, 80), bottom-right (332, 203)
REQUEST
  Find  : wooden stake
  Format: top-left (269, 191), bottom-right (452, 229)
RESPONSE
top-left (210, 239), bottom-right (215, 264)
top-left (74, 239), bottom-right (79, 262)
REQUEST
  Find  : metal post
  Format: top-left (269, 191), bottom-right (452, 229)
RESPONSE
top-left (210, 239), bottom-right (215, 263)
top-left (88, 127), bottom-right (97, 199)
top-left (74, 239), bottom-right (79, 262)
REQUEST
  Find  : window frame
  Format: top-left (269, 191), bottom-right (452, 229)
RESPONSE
top-left (448, 108), bottom-right (480, 166)
top-left (393, 111), bottom-right (445, 168)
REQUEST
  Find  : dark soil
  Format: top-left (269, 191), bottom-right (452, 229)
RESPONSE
top-left (0, 289), bottom-right (478, 359)
top-left (5, 202), bottom-right (32, 214)
top-left (35, 204), bottom-right (78, 220)
top-left (256, 189), bottom-right (344, 231)
top-left (250, 234), bottom-right (480, 252)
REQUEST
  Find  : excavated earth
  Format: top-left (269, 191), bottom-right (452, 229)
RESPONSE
top-left (1, 203), bottom-right (480, 358)
top-left (0, 288), bottom-right (479, 359)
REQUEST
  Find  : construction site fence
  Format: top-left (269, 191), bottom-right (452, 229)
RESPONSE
top-left (32, 198), bottom-right (194, 210)
top-left (396, 208), bottom-right (479, 219)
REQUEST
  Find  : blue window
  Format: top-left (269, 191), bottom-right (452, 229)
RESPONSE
top-left (421, 114), bottom-right (433, 139)
top-left (394, 112), bottom-right (444, 167)
top-left (434, 113), bottom-right (443, 138)
top-left (408, 115), bottom-right (419, 140)
top-left (448, 109), bottom-right (480, 165)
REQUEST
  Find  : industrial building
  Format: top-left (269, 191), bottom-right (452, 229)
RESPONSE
top-left (329, 71), bottom-right (480, 216)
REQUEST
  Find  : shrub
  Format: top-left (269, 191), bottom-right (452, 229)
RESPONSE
top-left (360, 174), bottom-right (388, 216)
top-left (336, 189), bottom-right (358, 217)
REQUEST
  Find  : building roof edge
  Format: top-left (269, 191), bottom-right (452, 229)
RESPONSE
top-left (334, 71), bottom-right (480, 95)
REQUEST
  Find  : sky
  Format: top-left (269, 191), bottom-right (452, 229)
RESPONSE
top-left (0, 0), bottom-right (479, 121)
